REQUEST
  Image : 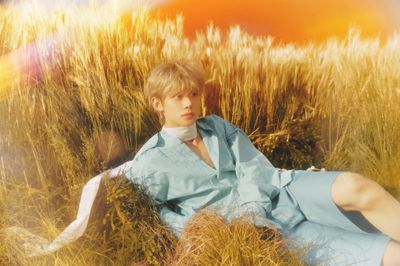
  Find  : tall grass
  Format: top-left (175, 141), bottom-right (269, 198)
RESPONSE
top-left (1, 1), bottom-right (399, 265)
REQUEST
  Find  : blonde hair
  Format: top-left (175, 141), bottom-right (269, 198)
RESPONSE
top-left (144, 60), bottom-right (206, 106)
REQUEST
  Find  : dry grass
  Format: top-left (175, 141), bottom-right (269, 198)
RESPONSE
top-left (173, 211), bottom-right (305, 266)
top-left (1, 1), bottom-right (400, 265)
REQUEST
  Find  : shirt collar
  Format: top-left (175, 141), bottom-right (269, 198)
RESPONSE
top-left (156, 116), bottom-right (220, 170)
top-left (196, 116), bottom-right (214, 133)
top-left (158, 116), bottom-right (214, 147)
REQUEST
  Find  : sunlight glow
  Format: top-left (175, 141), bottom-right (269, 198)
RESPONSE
top-left (0, 0), bottom-right (169, 101)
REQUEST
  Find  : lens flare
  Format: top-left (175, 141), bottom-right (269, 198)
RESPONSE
top-left (0, 33), bottom-right (66, 101)
top-left (0, 0), bottom-right (169, 101)
top-left (0, 56), bottom-right (19, 100)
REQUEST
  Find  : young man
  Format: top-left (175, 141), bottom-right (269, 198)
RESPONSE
top-left (124, 61), bottom-right (400, 265)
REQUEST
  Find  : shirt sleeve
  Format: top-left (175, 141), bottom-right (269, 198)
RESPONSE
top-left (122, 158), bottom-right (146, 186)
top-left (123, 153), bottom-right (170, 204)
top-left (123, 153), bottom-right (192, 237)
top-left (217, 116), bottom-right (282, 216)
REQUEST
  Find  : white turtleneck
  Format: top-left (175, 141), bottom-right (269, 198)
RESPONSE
top-left (161, 123), bottom-right (198, 142)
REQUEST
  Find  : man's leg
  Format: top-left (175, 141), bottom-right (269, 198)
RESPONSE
top-left (382, 241), bottom-right (400, 266)
top-left (332, 172), bottom-right (400, 242)
top-left (283, 170), bottom-right (391, 265)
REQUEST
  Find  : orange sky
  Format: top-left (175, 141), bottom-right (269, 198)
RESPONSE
top-left (157, 0), bottom-right (399, 43)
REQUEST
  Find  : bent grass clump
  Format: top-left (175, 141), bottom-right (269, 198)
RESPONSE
top-left (90, 175), bottom-right (177, 265)
top-left (174, 211), bottom-right (305, 265)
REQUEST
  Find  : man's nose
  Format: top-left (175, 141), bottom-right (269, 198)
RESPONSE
top-left (182, 96), bottom-right (192, 108)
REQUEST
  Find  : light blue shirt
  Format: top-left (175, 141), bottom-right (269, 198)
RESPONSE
top-left (124, 115), bottom-right (294, 235)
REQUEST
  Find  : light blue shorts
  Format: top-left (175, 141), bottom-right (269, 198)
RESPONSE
top-left (268, 170), bottom-right (390, 266)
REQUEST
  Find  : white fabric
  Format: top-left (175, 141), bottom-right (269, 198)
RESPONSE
top-left (4, 162), bottom-right (132, 257)
top-left (161, 123), bottom-right (197, 142)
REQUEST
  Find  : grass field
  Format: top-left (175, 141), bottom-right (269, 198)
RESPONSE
top-left (1, 2), bottom-right (400, 265)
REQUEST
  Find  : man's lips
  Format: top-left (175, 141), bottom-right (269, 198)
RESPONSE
top-left (182, 112), bottom-right (195, 118)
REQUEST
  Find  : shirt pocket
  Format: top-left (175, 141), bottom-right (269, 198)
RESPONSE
top-left (166, 163), bottom-right (218, 198)
top-left (269, 188), bottom-right (305, 230)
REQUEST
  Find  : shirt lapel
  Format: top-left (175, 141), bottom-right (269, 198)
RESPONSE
top-left (197, 119), bottom-right (220, 172)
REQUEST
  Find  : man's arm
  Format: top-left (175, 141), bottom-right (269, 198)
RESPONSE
top-left (214, 115), bottom-right (284, 218)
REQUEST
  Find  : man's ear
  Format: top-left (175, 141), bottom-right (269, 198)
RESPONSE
top-left (151, 97), bottom-right (164, 112)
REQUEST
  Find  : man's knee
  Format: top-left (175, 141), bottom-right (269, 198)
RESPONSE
top-left (332, 172), bottom-right (384, 211)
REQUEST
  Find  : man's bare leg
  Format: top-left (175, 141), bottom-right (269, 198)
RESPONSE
top-left (331, 172), bottom-right (400, 241)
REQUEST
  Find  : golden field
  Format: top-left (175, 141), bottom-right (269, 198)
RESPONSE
top-left (0, 2), bottom-right (400, 265)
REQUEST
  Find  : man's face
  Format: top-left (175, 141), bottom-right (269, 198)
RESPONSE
top-left (153, 90), bottom-right (201, 127)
